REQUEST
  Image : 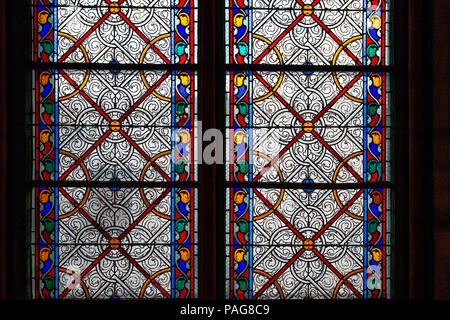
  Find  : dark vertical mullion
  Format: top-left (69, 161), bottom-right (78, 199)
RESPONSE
top-left (424, 0), bottom-right (434, 299)
top-left (0, 0), bottom-right (7, 300)
top-left (215, 0), bottom-right (226, 300)
top-left (6, 0), bottom-right (29, 299)
top-left (198, 0), bottom-right (218, 299)
top-left (391, 0), bottom-right (410, 299)
top-left (408, 0), bottom-right (427, 299)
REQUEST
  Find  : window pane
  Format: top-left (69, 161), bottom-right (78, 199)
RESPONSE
top-left (225, 0), bottom-right (390, 66)
top-left (31, 0), bottom-right (198, 299)
top-left (225, 0), bottom-right (392, 300)
top-left (33, 0), bottom-right (198, 64)
top-left (33, 69), bottom-right (197, 182)
top-left (225, 187), bottom-right (391, 299)
top-left (31, 186), bottom-right (198, 299)
top-left (225, 71), bottom-right (391, 184)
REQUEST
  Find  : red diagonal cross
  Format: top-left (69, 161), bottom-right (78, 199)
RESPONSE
top-left (253, 13), bottom-right (305, 64)
top-left (313, 248), bottom-right (363, 298)
top-left (59, 187), bottom-right (112, 241)
top-left (59, 187), bottom-right (171, 299)
top-left (59, 0), bottom-right (169, 65)
top-left (58, 70), bottom-right (171, 181)
top-left (253, 188), bottom-right (364, 299)
top-left (118, 247), bottom-right (171, 298)
top-left (118, 188), bottom-right (171, 241)
top-left (253, 188), bottom-right (306, 242)
top-left (59, 70), bottom-right (112, 122)
top-left (253, 71), bottom-right (306, 125)
top-left (254, 0), bottom-right (361, 66)
top-left (252, 72), bottom-right (364, 183)
top-left (117, 12), bottom-right (171, 64)
top-left (59, 247), bottom-right (112, 299)
top-left (58, 0), bottom-right (127, 63)
top-left (311, 13), bottom-right (362, 66)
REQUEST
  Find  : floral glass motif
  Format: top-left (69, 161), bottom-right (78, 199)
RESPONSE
top-left (32, 0), bottom-right (198, 299)
top-left (226, 0), bottom-right (391, 299)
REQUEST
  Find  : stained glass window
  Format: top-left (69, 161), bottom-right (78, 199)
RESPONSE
top-left (31, 0), bottom-right (198, 299)
top-left (225, 0), bottom-right (392, 299)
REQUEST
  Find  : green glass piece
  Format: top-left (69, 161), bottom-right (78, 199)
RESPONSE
top-left (175, 219), bottom-right (187, 233)
top-left (237, 102), bottom-right (249, 116)
top-left (175, 42), bottom-right (187, 56)
top-left (42, 276), bottom-right (54, 291)
top-left (43, 159), bottom-right (55, 173)
top-left (237, 42), bottom-right (249, 56)
top-left (237, 277), bottom-right (249, 291)
top-left (368, 219), bottom-right (379, 234)
top-left (43, 100), bottom-right (55, 114)
top-left (237, 220), bottom-right (249, 233)
top-left (175, 161), bottom-right (185, 174)
top-left (367, 102), bottom-right (379, 117)
top-left (367, 43), bottom-right (379, 58)
top-left (175, 276), bottom-right (187, 290)
top-left (42, 218), bottom-right (54, 233)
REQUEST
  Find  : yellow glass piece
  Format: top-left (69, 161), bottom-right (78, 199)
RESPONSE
top-left (38, 10), bottom-right (50, 24)
top-left (39, 71), bottom-right (51, 85)
top-left (179, 248), bottom-right (191, 262)
top-left (234, 190), bottom-right (246, 205)
top-left (234, 248), bottom-right (245, 263)
top-left (179, 72), bottom-right (191, 86)
top-left (179, 12), bottom-right (190, 27)
top-left (371, 73), bottom-right (383, 87)
top-left (39, 129), bottom-right (51, 144)
top-left (179, 189), bottom-right (191, 204)
top-left (234, 73), bottom-right (245, 87)
top-left (303, 121), bottom-right (314, 133)
top-left (233, 129), bottom-right (246, 145)
top-left (303, 239), bottom-right (314, 250)
top-left (39, 247), bottom-right (51, 262)
top-left (371, 131), bottom-right (382, 145)
top-left (39, 189), bottom-right (51, 204)
top-left (109, 2), bottom-right (121, 14)
top-left (109, 238), bottom-right (121, 249)
top-left (302, 4), bottom-right (314, 16)
top-left (178, 129), bottom-right (191, 144)
top-left (371, 15), bottom-right (382, 29)
top-left (371, 248), bottom-right (383, 262)
top-left (109, 120), bottom-right (121, 132)
top-left (233, 13), bottom-right (245, 28)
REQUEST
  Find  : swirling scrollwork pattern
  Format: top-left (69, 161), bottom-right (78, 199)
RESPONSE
top-left (32, 0), bottom-right (198, 299)
top-left (226, 0), bottom-right (390, 300)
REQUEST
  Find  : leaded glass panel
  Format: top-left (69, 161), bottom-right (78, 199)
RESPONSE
top-left (31, 0), bottom-right (198, 299)
top-left (225, 0), bottom-right (392, 300)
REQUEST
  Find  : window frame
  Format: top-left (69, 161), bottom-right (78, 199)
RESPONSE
top-left (0, 0), bottom-right (432, 299)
